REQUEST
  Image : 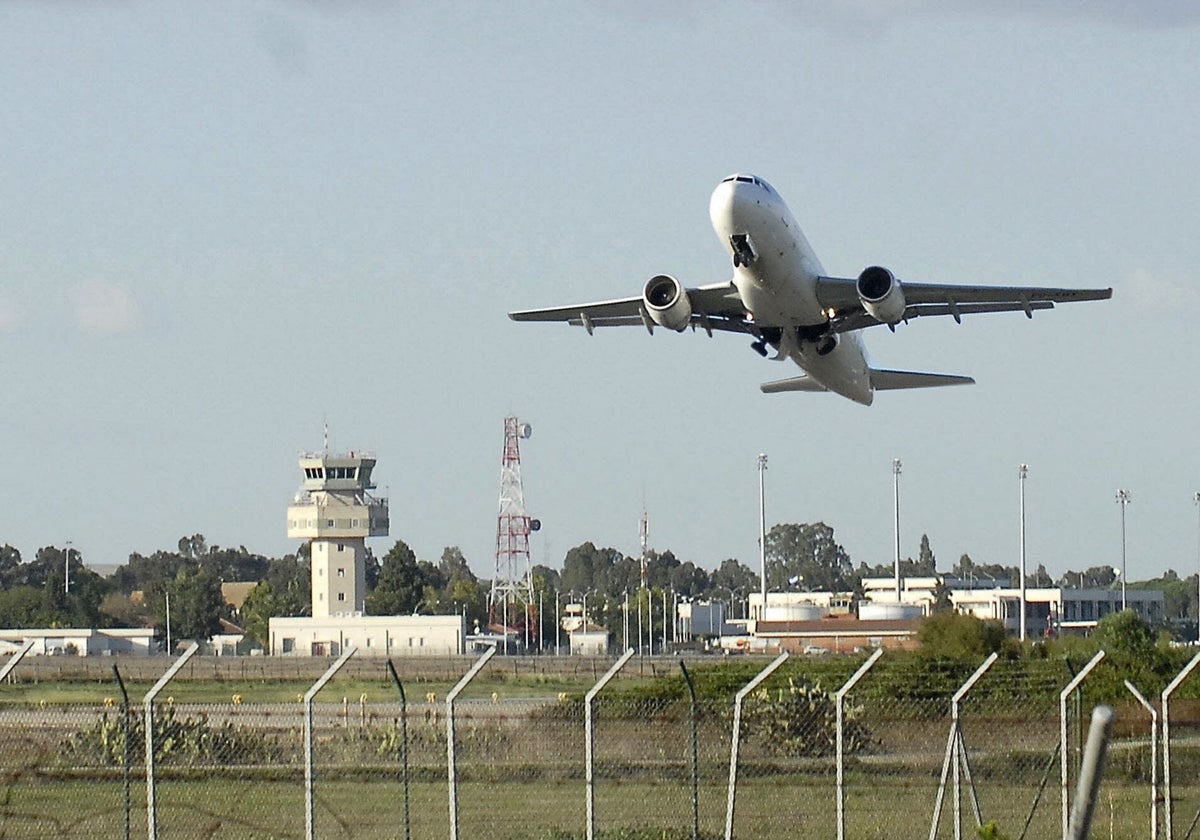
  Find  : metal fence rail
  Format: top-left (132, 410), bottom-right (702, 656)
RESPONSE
top-left (0, 649), bottom-right (1198, 839)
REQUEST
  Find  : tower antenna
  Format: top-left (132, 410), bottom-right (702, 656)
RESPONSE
top-left (489, 418), bottom-right (538, 647)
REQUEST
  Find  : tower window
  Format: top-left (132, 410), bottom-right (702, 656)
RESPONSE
top-left (337, 568), bottom-right (345, 577)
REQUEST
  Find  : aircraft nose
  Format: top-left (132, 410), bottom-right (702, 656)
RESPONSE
top-left (709, 177), bottom-right (741, 230)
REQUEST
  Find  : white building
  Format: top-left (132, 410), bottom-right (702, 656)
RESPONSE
top-left (859, 577), bottom-right (1165, 637)
top-left (0, 628), bottom-right (155, 657)
top-left (270, 615), bottom-right (465, 657)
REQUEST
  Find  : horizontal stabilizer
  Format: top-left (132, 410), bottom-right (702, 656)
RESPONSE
top-left (870, 369), bottom-right (975, 390)
top-left (760, 376), bottom-right (828, 394)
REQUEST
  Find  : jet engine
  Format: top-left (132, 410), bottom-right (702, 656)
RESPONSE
top-left (856, 265), bottom-right (906, 324)
top-left (643, 274), bottom-right (693, 331)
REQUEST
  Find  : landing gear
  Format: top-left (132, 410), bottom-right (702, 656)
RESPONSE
top-left (750, 339), bottom-right (768, 357)
top-left (815, 335), bottom-right (838, 357)
top-left (730, 234), bottom-right (756, 269)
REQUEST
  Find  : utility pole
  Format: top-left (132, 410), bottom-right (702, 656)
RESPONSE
top-left (757, 453), bottom-right (768, 620)
top-left (1116, 489), bottom-right (1131, 611)
top-left (1019, 465), bottom-right (1028, 641)
top-left (893, 459), bottom-right (902, 602)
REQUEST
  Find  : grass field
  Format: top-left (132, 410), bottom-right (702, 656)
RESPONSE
top-left (0, 769), bottom-right (1188, 839)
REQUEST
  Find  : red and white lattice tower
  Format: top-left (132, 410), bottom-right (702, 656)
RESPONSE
top-left (489, 417), bottom-right (538, 638)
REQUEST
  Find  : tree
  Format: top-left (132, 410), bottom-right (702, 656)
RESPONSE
top-left (366, 540), bottom-right (426, 615)
top-left (917, 611), bottom-right (1007, 659)
top-left (765, 523), bottom-right (853, 593)
top-left (915, 534), bottom-right (937, 574)
top-left (159, 566), bottom-right (227, 642)
top-left (709, 558), bottom-right (758, 599)
top-left (0, 544), bottom-right (22, 586)
top-left (1059, 566), bottom-right (1118, 588)
top-left (239, 581), bottom-right (283, 647)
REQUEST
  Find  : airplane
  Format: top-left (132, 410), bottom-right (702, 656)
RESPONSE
top-left (509, 174), bottom-right (1112, 405)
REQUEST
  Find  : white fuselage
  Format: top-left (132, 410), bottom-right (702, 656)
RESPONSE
top-left (708, 175), bottom-right (874, 404)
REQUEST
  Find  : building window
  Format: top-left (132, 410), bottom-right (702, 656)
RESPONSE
top-left (326, 519), bottom-right (334, 527)
top-left (337, 544), bottom-right (345, 553)
top-left (318, 593), bottom-right (324, 601)
top-left (337, 593), bottom-right (346, 602)
top-left (337, 568), bottom-right (345, 577)
top-left (282, 638), bottom-right (295, 653)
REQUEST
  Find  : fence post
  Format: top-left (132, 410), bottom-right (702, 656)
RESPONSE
top-left (144, 641), bottom-right (199, 840)
top-left (1124, 680), bottom-right (1158, 840)
top-left (679, 660), bottom-right (700, 840)
top-left (447, 644), bottom-right (497, 840)
top-left (928, 651), bottom-right (997, 840)
top-left (1163, 650), bottom-right (1200, 840)
top-left (724, 651), bottom-right (789, 840)
top-left (1065, 705), bottom-right (1116, 840)
top-left (386, 660), bottom-right (411, 840)
top-left (1059, 650), bottom-right (1105, 840)
top-left (837, 647), bottom-right (883, 840)
top-left (586, 648), bottom-right (635, 840)
top-left (0, 639), bottom-right (35, 683)
top-left (304, 645), bottom-right (357, 840)
top-left (113, 664), bottom-right (132, 840)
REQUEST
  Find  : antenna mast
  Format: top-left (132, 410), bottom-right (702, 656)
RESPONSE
top-left (490, 417), bottom-right (538, 644)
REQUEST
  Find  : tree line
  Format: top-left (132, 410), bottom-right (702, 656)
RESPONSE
top-left (1, 521), bottom-right (1196, 648)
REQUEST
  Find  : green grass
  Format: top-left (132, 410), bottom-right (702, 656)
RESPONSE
top-left (0, 771), bottom-right (1185, 839)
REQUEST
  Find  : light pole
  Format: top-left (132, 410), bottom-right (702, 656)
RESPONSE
top-left (554, 590), bottom-right (561, 655)
top-left (1116, 489), bottom-right (1131, 611)
top-left (64, 541), bottom-right (72, 595)
top-left (893, 459), bottom-right (902, 602)
top-left (1194, 492), bottom-right (1200, 640)
top-left (1019, 464), bottom-right (1028, 642)
top-left (757, 453), bottom-right (768, 621)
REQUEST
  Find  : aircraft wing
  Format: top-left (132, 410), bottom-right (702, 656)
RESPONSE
top-left (508, 281), bottom-right (750, 335)
top-left (814, 276), bottom-right (1112, 332)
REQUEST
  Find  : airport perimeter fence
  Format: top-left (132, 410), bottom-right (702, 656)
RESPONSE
top-left (0, 643), bottom-right (1197, 839)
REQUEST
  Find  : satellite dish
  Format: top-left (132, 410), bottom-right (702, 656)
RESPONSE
top-left (518, 423), bottom-right (532, 439)
top-left (530, 519), bottom-right (541, 532)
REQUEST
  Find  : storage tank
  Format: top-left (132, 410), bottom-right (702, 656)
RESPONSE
top-left (763, 603), bottom-right (826, 621)
top-left (858, 602), bottom-right (925, 620)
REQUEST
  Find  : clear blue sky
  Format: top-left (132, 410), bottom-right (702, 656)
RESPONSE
top-left (3, 2), bottom-right (1198, 586)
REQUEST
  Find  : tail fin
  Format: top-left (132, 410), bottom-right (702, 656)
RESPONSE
top-left (870, 369), bottom-right (975, 390)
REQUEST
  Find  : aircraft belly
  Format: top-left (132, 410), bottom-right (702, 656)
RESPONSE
top-left (791, 335), bottom-right (873, 405)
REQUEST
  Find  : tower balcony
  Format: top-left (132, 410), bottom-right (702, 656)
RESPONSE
top-left (287, 496), bottom-right (389, 540)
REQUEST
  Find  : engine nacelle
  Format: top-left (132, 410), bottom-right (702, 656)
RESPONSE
top-left (643, 274), bottom-right (693, 331)
top-left (856, 265), bottom-right (906, 324)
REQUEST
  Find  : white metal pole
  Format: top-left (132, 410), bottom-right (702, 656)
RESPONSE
top-left (1194, 492), bottom-right (1200, 642)
top-left (586, 649), bottom-right (635, 840)
top-left (1019, 464), bottom-right (1028, 642)
top-left (64, 541), bottom-right (72, 595)
top-left (1124, 680), bottom-right (1158, 840)
top-left (757, 453), bottom-right (768, 621)
top-left (1116, 490), bottom-right (1131, 611)
top-left (448, 645), bottom-right (497, 840)
top-left (145, 642), bottom-right (199, 840)
top-left (893, 459), bottom-right (902, 602)
top-left (1060, 650), bottom-right (1106, 840)
top-left (725, 652), bottom-right (789, 840)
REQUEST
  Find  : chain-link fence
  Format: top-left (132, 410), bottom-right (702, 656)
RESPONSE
top-left (0, 646), bottom-right (1198, 839)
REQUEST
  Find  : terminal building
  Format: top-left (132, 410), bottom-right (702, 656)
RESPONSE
top-left (269, 449), bottom-right (466, 657)
top-left (742, 578), bottom-right (1165, 653)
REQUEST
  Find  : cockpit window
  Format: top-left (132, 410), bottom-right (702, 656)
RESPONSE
top-left (722, 174), bottom-right (776, 194)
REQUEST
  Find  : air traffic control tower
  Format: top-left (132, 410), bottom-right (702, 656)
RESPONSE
top-left (286, 452), bottom-right (389, 618)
